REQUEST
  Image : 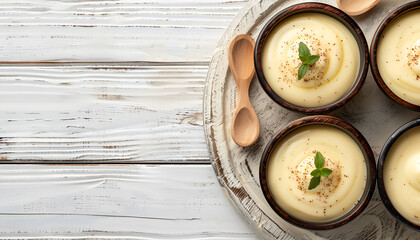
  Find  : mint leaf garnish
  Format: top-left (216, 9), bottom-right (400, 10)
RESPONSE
top-left (320, 168), bottom-right (332, 177)
top-left (308, 176), bottom-right (321, 190)
top-left (306, 55), bottom-right (320, 65)
top-left (298, 64), bottom-right (309, 80)
top-left (299, 42), bottom-right (310, 57)
top-left (298, 42), bottom-right (320, 80)
top-left (314, 151), bottom-right (325, 169)
top-left (310, 169), bottom-right (321, 177)
top-left (308, 151), bottom-right (333, 190)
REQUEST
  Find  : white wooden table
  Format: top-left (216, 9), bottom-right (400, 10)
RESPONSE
top-left (0, 0), bottom-right (259, 239)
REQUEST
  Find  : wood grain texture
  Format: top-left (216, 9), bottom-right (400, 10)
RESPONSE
top-left (0, 0), bottom-right (260, 239)
top-left (0, 0), bottom-right (254, 162)
top-left (0, 64), bottom-right (209, 162)
top-left (0, 164), bottom-right (258, 239)
top-left (204, 0), bottom-right (420, 239)
top-left (0, 0), bottom-right (248, 62)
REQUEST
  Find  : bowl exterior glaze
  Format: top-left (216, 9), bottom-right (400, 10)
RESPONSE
top-left (259, 115), bottom-right (376, 230)
top-left (255, 2), bottom-right (369, 114)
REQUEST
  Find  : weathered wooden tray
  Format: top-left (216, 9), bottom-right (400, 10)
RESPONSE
top-left (203, 0), bottom-right (420, 239)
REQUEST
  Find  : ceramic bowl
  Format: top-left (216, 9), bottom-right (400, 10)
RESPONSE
top-left (254, 2), bottom-right (369, 114)
top-left (370, 1), bottom-right (420, 111)
top-left (259, 115), bottom-right (376, 229)
top-left (377, 119), bottom-right (420, 231)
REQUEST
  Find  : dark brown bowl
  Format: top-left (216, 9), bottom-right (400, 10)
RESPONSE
top-left (259, 115), bottom-right (376, 230)
top-left (377, 119), bottom-right (420, 231)
top-left (254, 3), bottom-right (369, 114)
top-left (370, 1), bottom-right (420, 111)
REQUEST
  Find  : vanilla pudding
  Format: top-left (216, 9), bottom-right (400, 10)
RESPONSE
top-left (261, 13), bottom-right (360, 107)
top-left (377, 9), bottom-right (420, 105)
top-left (267, 124), bottom-right (367, 222)
top-left (383, 126), bottom-right (420, 225)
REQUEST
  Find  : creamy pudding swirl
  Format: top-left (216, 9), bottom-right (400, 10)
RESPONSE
top-left (262, 13), bottom-right (360, 107)
top-left (267, 125), bottom-right (367, 222)
top-left (377, 9), bottom-right (420, 105)
top-left (384, 126), bottom-right (420, 225)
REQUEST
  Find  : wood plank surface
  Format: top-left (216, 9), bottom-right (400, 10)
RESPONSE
top-left (0, 0), bottom-right (252, 162)
top-left (0, 0), bottom-right (260, 239)
top-left (0, 64), bottom-right (208, 162)
top-left (0, 164), bottom-right (257, 239)
top-left (0, 0), bottom-right (248, 62)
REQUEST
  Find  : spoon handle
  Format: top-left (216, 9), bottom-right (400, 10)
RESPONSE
top-left (235, 80), bottom-right (252, 108)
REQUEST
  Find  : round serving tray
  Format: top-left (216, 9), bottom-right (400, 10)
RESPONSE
top-left (203, 0), bottom-right (420, 239)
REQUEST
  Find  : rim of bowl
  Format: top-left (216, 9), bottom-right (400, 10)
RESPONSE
top-left (370, 1), bottom-right (420, 111)
top-left (259, 115), bottom-right (376, 230)
top-left (254, 3), bottom-right (369, 114)
top-left (377, 118), bottom-right (420, 231)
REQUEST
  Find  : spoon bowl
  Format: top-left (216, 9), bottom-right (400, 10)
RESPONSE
top-left (228, 34), bottom-right (260, 147)
top-left (230, 38), bottom-right (255, 80)
top-left (337, 0), bottom-right (381, 16)
top-left (232, 107), bottom-right (259, 147)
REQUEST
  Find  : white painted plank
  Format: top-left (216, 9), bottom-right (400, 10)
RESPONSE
top-left (0, 164), bottom-right (258, 239)
top-left (0, 64), bottom-right (208, 162)
top-left (0, 0), bottom-right (249, 62)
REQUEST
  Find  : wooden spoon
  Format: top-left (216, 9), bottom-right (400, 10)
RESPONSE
top-left (336, 0), bottom-right (381, 16)
top-left (228, 34), bottom-right (259, 147)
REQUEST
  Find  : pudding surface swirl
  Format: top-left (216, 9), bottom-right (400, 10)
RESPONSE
top-left (377, 9), bottom-right (420, 105)
top-left (262, 13), bottom-right (360, 107)
top-left (267, 125), bottom-right (367, 222)
top-left (384, 126), bottom-right (420, 225)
